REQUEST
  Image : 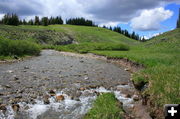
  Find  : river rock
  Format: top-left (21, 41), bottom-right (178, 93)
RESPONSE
top-left (43, 95), bottom-right (50, 104)
top-left (13, 75), bottom-right (19, 80)
top-left (133, 95), bottom-right (139, 101)
top-left (4, 85), bottom-right (11, 88)
top-left (0, 104), bottom-right (7, 111)
top-left (79, 87), bottom-right (85, 91)
top-left (124, 68), bottom-right (130, 71)
top-left (55, 95), bottom-right (65, 102)
top-left (84, 76), bottom-right (89, 80)
top-left (126, 94), bottom-right (131, 98)
top-left (43, 98), bottom-right (50, 104)
top-left (7, 70), bottom-right (13, 73)
top-left (80, 60), bottom-right (84, 63)
top-left (12, 104), bottom-right (20, 112)
top-left (49, 90), bottom-right (56, 96)
top-left (24, 66), bottom-right (29, 69)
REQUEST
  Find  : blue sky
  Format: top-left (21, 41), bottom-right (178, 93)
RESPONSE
top-left (119, 3), bottom-right (180, 38)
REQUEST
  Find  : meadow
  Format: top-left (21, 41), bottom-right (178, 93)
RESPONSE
top-left (0, 24), bottom-right (179, 118)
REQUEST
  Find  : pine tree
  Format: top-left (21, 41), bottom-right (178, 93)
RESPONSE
top-left (41, 17), bottom-right (48, 26)
top-left (23, 19), bottom-right (27, 25)
top-left (177, 8), bottom-right (180, 28)
top-left (35, 16), bottom-right (40, 25)
top-left (131, 31), bottom-right (135, 39)
top-left (141, 37), bottom-right (146, 42)
top-left (28, 19), bottom-right (34, 25)
top-left (109, 26), bottom-right (112, 30)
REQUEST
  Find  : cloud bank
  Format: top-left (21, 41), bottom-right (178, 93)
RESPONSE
top-left (0, 0), bottom-right (178, 31)
top-left (130, 7), bottom-right (173, 31)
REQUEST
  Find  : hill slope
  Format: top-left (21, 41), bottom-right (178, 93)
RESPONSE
top-left (92, 28), bottom-right (180, 118)
top-left (0, 25), bottom-right (137, 45)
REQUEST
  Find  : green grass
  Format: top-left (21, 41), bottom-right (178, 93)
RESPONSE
top-left (51, 25), bottom-right (137, 45)
top-left (0, 36), bottom-right (41, 57)
top-left (0, 24), bottom-right (138, 45)
top-left (91, 29), bottom-right (180, 112)
top-left (54, 42), bottom-right (129, 53)
top-left (84, 93), bottom-right (124, 119)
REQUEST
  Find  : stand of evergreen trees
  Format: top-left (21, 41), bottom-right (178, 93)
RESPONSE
top-left (0, 14), bottom-right (63, 26)
top-left (1, 13), bottom-right (19, 26)
top-left (177, 8), bottom-right (180, 28)
top-left (103, 26), bottom-right (141, 41)
top-left (66, 18), bottom-right (95, 26)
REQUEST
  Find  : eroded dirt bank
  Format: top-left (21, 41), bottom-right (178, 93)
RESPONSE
top-left (0, 50), bottom-right (150, 119)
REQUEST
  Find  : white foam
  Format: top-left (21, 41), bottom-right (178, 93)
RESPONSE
top-left (95, 86), bottom-right (111, 93)
top-left (114, 91), bottom-right (134, 106)
top-left (27, 101), bottom-right (49, 119)
top-left (0, 85), bottom-right (135, 119)
top-left (0, 106), bottom-right (15, 119)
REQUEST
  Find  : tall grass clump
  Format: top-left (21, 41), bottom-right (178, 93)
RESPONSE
top-left (0, 37), bottom-right (41, 56)
top-left (84, 93), bottom-right (124, 119)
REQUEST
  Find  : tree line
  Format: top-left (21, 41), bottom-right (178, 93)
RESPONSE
top-left (66, 18), bottom-right (95, 26)
top-left (0, 14), bottom-right (96, 27)
top-left (103, 25), bottom-right (144, 41)
top-left (0, 13), bottom-right (143, 41)
top-left (0, 14), bottom-right (63, 26)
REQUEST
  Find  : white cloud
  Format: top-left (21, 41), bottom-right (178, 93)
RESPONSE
top-left (152, 32), bottom-right (161, 37)
top-left (0, 14), bottom-right (4, 20)
top-left (99, 22), bottom-right (120, 27)
top-left (0, 0), bottom-right (178, 28)
top-left (130, 7), bottom-right (173, 31)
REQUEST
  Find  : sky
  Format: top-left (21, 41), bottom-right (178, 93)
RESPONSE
top-left (0, 0), bottom-right (179, 39)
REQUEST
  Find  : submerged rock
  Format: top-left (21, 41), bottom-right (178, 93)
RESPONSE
top-left (55, 95), bottom-right (65, 102)
top-left (0, 104), bottom-right (7, 111)
top-left (12, 104), bottom-right (20, 112)
top-left (49, 90), bottom-right (56, 96)
top-left (24, 66), bottom-right (29, 69)
top-left (43, 95), bottom-right (50, 104)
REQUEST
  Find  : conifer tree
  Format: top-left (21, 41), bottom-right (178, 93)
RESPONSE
top-left (177, 8), bottom-right (180, 28)
top-left (23, 19), bottom-right (27, 25)
top-left (109, 26), bottom-right (112, 30)
top-left (28, 19), bottom-right (34, 25)
top-left (41, 17), bottom-right (48, 26)
top-left (35, 16), bottom-right (40, 25)
top-left (141, 37), bottom-right (146, 42)
top-left (131, 31), bottom-right (135, 39)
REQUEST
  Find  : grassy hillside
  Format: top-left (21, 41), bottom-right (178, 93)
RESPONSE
top-left (92, 28), bottom-right (180, 117)
top-left (0, 25), bottom-right (137, 45)
top-left (51, 25), bottom-right (137, 45)
top-left (0, 24), bottom-right (136, 56)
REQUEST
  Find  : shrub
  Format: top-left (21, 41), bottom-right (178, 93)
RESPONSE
top-left (0, 37), bottom-right (41, 56)
top-left (60, 43), bottom-right (130, 53)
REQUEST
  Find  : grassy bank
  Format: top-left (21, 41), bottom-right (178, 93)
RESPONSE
top-left (0, 36), bottom-right (41, 59)
top-left (84, 93), bottom-right (124, 119)
top-left (91, 28), bottom-right (180, 116)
